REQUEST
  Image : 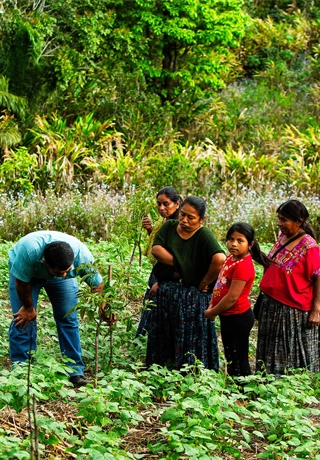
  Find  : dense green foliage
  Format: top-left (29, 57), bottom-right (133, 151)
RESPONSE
top-left (0, 1), bottom-right (319, 195)
top-left (0, 239), bottom-right (319, 459)
top-left (0, 2), bottom-right (319, 457)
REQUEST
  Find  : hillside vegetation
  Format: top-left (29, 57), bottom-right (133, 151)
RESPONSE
top-left (0, 1), bottom-right (320, 198)
top-left (0, 3), bottom-right (320, 458)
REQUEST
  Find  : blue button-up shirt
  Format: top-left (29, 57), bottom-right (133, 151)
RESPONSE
top-left (9, 231), bottom-right (103, 287)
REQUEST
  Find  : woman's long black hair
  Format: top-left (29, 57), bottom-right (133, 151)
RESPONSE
top-left (277, 199), bottom-right (316, 239)
top-left (180, 196), bottom-right (206, 218)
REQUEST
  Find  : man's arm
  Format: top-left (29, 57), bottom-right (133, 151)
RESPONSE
top-left (13, 279), bottom-right (37, 330)
top-left (91, 281), bottom-right (104, 294)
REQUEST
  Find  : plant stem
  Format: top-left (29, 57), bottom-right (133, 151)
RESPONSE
top-left (107, 265), bottom-right (113, 372)
top-left (27, 328), bottom-right (34, 460)
top-left (94, 319), bottom-right (102, 389)
top-left (32, 394), bottom-right (40, 460)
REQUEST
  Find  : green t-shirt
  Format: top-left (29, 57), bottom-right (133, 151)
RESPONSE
top-left (153, 220), bottom-right (224, 288)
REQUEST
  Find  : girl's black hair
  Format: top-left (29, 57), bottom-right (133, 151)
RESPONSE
top-left (226, 222), bottom-right (273, 268)
top-left (277, 199), bottom-right (316, 239)
top-left (157, 186), bottom-right (182, 220)
top-left (181, 196), bottom-right (206, 218)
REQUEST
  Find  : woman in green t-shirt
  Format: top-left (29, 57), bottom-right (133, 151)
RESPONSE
top-left (146, 196), bottom-right (226, 370)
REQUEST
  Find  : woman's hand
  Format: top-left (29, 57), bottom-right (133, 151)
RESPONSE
top-left (309, 277), bottom-right (320, 327)
top-left (198, 281), bottom-right (209, 292)
top-left (204, 308), bottom-right (216, 321)
top-left (142, 217), bottom-right (153, 235)
top-left (199, 253), bottom-right (226, 290)
top-left (205, 279), bottom-right (246, 320)
top-left (150, 282), bottom-right (159, 296)
top-left (308, 309), bottom-right (320, 328)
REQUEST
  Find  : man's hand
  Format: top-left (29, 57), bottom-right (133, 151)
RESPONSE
top-left (91, 281), bottom-right (104, 294)
top-left (99, 304), bottom-right (118, 326)
top-left (13, 306), bottom-right (37, 330)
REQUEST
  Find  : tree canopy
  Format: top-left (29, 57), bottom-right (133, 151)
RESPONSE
top-left (0, 0), bottom-right (320, 195)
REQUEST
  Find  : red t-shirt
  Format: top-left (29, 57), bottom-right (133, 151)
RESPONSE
top-left (260, 234), bottom-right (320, 311)
top-left (211, 254), bottom-right (255, 316)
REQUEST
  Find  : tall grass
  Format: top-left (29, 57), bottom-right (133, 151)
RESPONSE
top-left (0, 184), bottom-right (319, 244)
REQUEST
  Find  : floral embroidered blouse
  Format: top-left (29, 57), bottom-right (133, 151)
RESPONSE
top-left (260, 234), bottom-right (320, 311)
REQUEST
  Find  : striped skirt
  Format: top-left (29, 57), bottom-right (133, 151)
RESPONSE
top-left (256, 294), bottom-right (320, 376)
top-left (135, 271), bottom-right (158, 337)
top-left (146, 281), bottom-right (219, 371)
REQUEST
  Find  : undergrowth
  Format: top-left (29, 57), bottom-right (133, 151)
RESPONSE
top-left (0, 183), bottom-right (319, 244)
top-left (0, 238), bottom-right (319, 459)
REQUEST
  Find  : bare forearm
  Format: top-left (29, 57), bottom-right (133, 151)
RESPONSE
top-left (205, 279), bottom-right (246, 320)
top-left (208, 294), bottom-right (238, 316)
top-left (152, 245), bottom-right (174, 266)
top-left (15, 279), bottom-right (34, 310)
top-left (308, 276), bottom-right (320, 327)
top-left (13, 279), bottom-right (36, 328)
top-left (312, 277), bottom-right (320, 312)
top-left (199, 253), bottom-right (226, 291)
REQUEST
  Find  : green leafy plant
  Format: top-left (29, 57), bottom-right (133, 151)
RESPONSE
top-left (0, 234), bottom-right (319, 458)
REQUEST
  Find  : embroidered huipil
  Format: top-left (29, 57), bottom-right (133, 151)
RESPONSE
top-left (260, 234), bottom-right (320, 311)
top-left (211, 254), bottom-right (255, 315)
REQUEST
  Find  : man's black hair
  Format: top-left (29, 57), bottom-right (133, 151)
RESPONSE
top-left (43, 241), bottom-right (74, 270)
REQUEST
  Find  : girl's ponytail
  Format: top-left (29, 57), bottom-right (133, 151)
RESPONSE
top-left (250, 238), bottom-right (273, 269)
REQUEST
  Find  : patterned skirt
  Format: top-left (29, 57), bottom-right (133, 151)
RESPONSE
top-left (256, 294), bottom-right (320, 376)
top-left (135, 271), bottom-right (158, 337)
top-left (146, 281), bottom-right (219, 371)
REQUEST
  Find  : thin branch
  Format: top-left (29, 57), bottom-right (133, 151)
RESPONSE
top-left (32, 394), bottom-right (40, 460)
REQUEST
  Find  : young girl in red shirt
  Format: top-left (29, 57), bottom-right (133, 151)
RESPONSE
top-left (205, 222), bottom-right (271, 378)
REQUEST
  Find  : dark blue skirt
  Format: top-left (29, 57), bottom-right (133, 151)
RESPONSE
top-left (256, 294), bottom-right (320, 376)
top-left (135, 271), bottom-right (158, 337)
top-left (146, 281), bottom-right (219, 371)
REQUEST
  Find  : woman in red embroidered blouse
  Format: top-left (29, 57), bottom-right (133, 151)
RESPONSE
top-left (205, 223), bottom-right (271, 378)
top-left (256, 199), bottom-right (320, 377)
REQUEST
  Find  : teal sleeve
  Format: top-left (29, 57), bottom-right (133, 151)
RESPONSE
top-left (76, 267), bottom-right (103, 287)
top-left (9, 246), bottom-right (36, 282)
top-left (71, 243), bottom-right (103, 287)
